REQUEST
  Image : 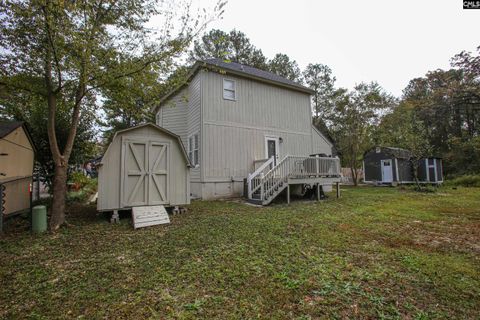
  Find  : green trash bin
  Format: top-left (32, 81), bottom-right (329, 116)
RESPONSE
top-left (32, 205), bottom-right (47, 233)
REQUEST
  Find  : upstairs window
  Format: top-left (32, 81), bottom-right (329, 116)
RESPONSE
top-left (223, 79), bottom-right (236, 100)
top-left (188, 133), bottom-right (199, 167)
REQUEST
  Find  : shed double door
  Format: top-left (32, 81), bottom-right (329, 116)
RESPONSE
top-left (121, 139), bottom-right (169, 207)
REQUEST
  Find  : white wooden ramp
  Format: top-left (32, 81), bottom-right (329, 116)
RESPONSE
top-left (132, 205), bottom-right (170, 229)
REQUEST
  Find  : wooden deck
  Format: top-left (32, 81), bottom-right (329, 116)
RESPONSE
top-left (247, 156), bottom-right (341, 205)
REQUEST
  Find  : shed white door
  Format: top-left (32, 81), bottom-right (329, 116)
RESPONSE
top-left (381, 159), bottom-right (393, 183)
top-left (122, 140), bottom-right (169, 207)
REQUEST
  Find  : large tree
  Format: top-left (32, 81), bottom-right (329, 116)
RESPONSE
top-left (189, 29), bottom-right (267, 69)
top-left (268, 53), bottom-right (302, 82)
top-left (401, 47), bottom-right (480, 175)
top-left (0, 82), bottom-right (98, 187)
top-left (303, 63), bottom-right (336, 121)
top-left (330, 82), bottom-right (396, 185)
top-left (0, 0), bottom-right (223, 230)
top-left (374, 101), bottom-right (433, 188)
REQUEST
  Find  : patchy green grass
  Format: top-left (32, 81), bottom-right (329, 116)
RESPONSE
top-left (1, 186), bottom-right (479, 319)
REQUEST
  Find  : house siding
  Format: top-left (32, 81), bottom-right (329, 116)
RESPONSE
top-left (311, 126), bottom-right (332, 155)
top-left (202, 124), bottom-right (313, 180)
top-left (156, 87), bottom-right (188, 147)
top-left (188, 73), bottom-right (202, 182)
top-left (201, 70), bottom-right (321, 184)
top-left (202, 71), bottom-right (312, 134)
top-left (156, 68), bottom-right (335, 199)
top-left (156, 73), bottom-right (202, 186)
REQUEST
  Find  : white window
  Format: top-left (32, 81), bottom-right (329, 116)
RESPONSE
top-left (223, 79), bottom-right (236, 100)
top-left (188, 133), bottom-right (199, 167)
top-left (155, 112), bottom-right (162, 126)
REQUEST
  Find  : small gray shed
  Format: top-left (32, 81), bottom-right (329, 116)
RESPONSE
top-left (97, 123), bottom-right (191, 212)
top-left (363, 146), bottom-right (443, 185)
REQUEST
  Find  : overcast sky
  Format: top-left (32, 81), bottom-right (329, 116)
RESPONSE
top-left (190, 0), bottom-right (479, 97)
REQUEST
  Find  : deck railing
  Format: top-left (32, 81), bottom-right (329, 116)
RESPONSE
top-left (247, 157), bottom-right (274, 199)
top-left (247, 155), bottom-right (341, 202)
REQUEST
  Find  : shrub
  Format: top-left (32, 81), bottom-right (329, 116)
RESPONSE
top-left (69, 171), bottom-right (90, 188)
top-left (444, 175), bottom-right (480, 188)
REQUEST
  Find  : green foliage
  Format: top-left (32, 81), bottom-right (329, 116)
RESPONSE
top-left (375, 102), bottom-right (433, 186)
top-left (0, 87), bottom-right (98, 186)
top-left (190, 29), bottom-right (268, 69)
top-left (67, 175), bottom-right (97, 203)
top-left (444, 175), bottom-right (480, 187)
top-left (69, 172), bottom-right (90, 188)
top-left (0, 0), bottom-right (224, 226)
top-left (1, 187), bottom-right (479, 318)
top-left (397, 47), bottom-right (480, 175)
top-left (444, 137), bottom-right (480, 175)
top-left (330, 83), bottom-right (397, 184)
top-left (268, 53), bottom-right (302, 82)
top-left (303, 63), bottom-right (336, 120)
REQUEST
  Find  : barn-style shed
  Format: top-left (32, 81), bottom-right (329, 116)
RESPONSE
top-left (0, 121), bottom-right (36, 231)
top-left (363, 146), bottom-right (443, 185)
top-left (97, 123), bottom-right (191, 213)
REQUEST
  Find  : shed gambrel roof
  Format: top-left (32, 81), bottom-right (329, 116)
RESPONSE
top-left (153, 59), bottom-right (313, 113)
top-left (364, 146), bottom-right (442, 160)
top-left (0, 120), bottom-right (36, 152)
top-left (102, 123), bottom-right (192, 167)
top-left (0, 121), bottom-right (23, 139)
top-left (365, 146), bottom-right (412, 159)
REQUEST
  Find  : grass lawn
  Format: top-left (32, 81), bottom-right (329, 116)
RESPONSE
top-left (1, 186), bottom-right (479, 319)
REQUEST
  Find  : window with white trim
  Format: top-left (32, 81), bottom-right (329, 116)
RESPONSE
top-left (155, 112), bottom-right (162, 126)
top-left (223, 79), bottom-right (236, 100)
top-left (188, 133), bottom-right (199, 167)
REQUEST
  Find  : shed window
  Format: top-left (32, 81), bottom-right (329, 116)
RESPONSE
top-left (188, 133), bottom-right (199, 167)
top-left (223, 79), bottom-right (236, 100)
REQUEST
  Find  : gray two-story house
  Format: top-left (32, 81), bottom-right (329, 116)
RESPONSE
top-left (153, 58), bottom-right (340, 204)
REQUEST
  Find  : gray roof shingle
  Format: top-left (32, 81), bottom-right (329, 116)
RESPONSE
top-left (201, 58), bottom-right (312, 93)
top-left (154, 58), bottom-right (313, 113)
top-left (0, 121), bottom-right (23, 139)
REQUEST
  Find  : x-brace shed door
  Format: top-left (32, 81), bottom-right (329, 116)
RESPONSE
top-left (121, 139), bottom-right (169, 207)
top-left (148, 141), bottom-right (169, 205)
top-left (122, 139), bottom-right (148, 207)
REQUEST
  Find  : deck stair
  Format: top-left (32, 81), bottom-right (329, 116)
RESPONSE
top-left (247, 155), bottom-right (341, 205)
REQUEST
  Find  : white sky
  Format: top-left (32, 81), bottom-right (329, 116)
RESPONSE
top-left (186, 0), bottom-right (479, 97)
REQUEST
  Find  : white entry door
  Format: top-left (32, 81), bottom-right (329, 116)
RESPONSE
top-left (381, 159), bottom-right (393, 183)
top-left (265, 136), bottom-right (279, 166)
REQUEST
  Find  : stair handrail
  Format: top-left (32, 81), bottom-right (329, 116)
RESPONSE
top-left (247, 156), bottom-right (274, 199)
top-left (248, 155), bottom-right (342, 203)
top-left (261, 155), bottom-right (291, 199)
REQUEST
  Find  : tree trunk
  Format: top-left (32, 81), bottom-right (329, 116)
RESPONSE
top-left (411, 159), bottom-right (421, 191)
top-left (351, 148), bottom-right (358, 186)
top-left (49, 164), bottom-right (68, 230)
top-left (350, 166), bottom-right (358, 186)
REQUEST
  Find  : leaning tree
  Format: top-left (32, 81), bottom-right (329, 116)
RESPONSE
top-left (0, 0), bottom-right (224, 230)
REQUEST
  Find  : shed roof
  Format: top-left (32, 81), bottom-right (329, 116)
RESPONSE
top-left (365, 146), bottom-right (443, 160)
top-left (153, 59), bottom-right (314, 113)
top-left (0, 120), bottom-right (36, 152)
top-left (201, 58), bottom-right (312, 93)
top-left (365, 146), bottom-right (412, 159)
top-left (0, 121), bottom-right (23, 138)
top-left (104, 123), bottom-right (191, 167)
